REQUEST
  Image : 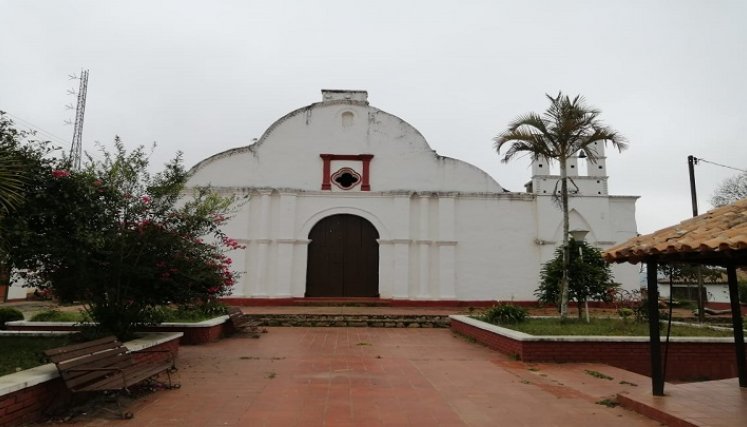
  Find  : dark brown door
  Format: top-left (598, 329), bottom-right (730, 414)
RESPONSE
top-left (306, 214), bottom-right (379, 297)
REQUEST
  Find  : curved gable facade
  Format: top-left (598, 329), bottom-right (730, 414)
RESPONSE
top-left (186, 90), bottom-right (639, 302)
top-left (190, 93), bottom-right (502, 193)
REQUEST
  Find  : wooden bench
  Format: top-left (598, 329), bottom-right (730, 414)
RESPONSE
top-left (227, 306), bottom-right (262, 338)
top-left (44, 336), bottom-right (178, 419)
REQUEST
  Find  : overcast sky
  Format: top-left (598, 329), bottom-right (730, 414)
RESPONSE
top-left (1, 0), bottom-right (745, 234)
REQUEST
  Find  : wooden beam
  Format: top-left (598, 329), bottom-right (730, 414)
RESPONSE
top-left (727, 263), bottom-right (747, 387)
top-left (647, 259), bottom-right (664, 396)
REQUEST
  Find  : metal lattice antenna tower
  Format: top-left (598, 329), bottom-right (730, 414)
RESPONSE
top-left (69, 69), bottom-right (89, 170)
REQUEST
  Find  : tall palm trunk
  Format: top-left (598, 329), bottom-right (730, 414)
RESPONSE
top-left (559, 155), bottom-right (570, 320)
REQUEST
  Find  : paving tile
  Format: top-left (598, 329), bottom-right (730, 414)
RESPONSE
top-left (34, 327), bottom-right (747, 426)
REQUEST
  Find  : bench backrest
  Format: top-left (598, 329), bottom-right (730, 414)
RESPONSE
top-left (44, 336), bottom-right (133, 391)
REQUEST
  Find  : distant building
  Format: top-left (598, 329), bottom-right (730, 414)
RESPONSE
top-left (186, 90), bottom-right (639, 303)
top-left (656, 271), bottom-right (742, 304)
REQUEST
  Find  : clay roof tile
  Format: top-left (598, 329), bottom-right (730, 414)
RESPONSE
top-left (604, 198), bottom-right (747, 264)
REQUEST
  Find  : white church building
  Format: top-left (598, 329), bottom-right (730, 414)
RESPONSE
top-left (187, 90), bottom-right (639, 304)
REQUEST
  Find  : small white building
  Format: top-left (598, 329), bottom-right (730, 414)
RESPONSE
top-left (186, 90), bottom-right (639, 303)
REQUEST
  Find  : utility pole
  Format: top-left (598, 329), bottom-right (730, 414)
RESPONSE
top-left (687, 155), bottom-right (698, 217)
top-left (687, 155), bottom-right (705, 322)
top-left (69, 69), bottom-right (89, 170)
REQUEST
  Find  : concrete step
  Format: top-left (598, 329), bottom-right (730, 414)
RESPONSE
top-left (245, 313), bottom-right (451, 328)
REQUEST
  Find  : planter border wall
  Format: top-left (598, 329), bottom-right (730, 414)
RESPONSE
top-left (450, 315), bottom-right (746, 381)
top-left (5, 315), bottom-right (229, 345)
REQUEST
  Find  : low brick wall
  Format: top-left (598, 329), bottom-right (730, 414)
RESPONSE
top-left (451, 315), bottom-right (746, 381)
top-left (0, 332), bottom-right (182, 427)
top-left (0, 372), bottom-right (68, 427)
top-left (142, 316), bottom-right (229, 345)
top-left (6, 316), bottom-right (228, 345)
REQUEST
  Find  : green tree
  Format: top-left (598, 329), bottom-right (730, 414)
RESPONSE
top-left (0, 113), bottom-right (54, 293)
top-left (0, 113), bottom-right (31, 215)
top-left (495, 93), bottom-right (626, 320)
top-left (657, 263), bottom-right (723, 284)
top-left (537, 239), bottom-right (616, 319)
top-left (2, 136), bottom-right (242, 339)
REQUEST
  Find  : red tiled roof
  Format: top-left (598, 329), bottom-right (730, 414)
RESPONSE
top-left (604, 198), bottom-right (747, 264)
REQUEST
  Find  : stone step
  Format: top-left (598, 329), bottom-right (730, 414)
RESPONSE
top-left (290, 298), bottom-right (390, 307)
top-left (245, 313), bottom-right (451, 328)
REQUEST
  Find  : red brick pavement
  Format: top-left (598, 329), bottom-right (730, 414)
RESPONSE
top-left (52, 327), bottom-right (662, 426)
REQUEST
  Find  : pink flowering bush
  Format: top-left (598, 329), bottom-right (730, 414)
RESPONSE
top-left (3, 135), bottom-right (242, 339)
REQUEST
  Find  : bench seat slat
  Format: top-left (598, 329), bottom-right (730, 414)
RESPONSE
top-left (76, 362), bottom-right (173, 392)
top-left (63, 359), bottom-right (133, 389)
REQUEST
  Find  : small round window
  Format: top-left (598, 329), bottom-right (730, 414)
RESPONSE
top-left (331, 167), bottom-right (361, 190)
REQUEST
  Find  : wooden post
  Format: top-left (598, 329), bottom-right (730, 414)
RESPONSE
top-left (647, 259), bottom-right (664, 395)
top-left (727, 263), bottom-right (747, 387)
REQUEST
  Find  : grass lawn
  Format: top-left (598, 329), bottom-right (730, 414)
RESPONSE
top-left (0, 336), bottom-right (76, 377)
top-left (30, 309), bottom-right (89, 322)
top-left (485, 317), bottom-right (736, 337)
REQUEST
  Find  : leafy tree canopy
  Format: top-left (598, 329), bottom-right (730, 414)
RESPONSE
top-left (711, 171), bottom-right (747, 207)
top-left (537, 239), bottom-right (616, 319)
top-left (657, 263), bottom-right (724, 284)
top-left (1, 121), bottom-right (242, 339)
top-left (0, 112), bottom-right (45, 217)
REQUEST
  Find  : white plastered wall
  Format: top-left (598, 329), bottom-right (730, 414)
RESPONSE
top-left (186, 90), bottom-right (640, 301)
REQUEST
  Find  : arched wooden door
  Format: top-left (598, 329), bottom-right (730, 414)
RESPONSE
top-left (306, 214), bottom-right (379, 297)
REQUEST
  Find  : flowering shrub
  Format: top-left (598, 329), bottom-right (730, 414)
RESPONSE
top-left (2, 131), bottom-right (243, 339)
top-left (50, 169), bottom-right (70, 178)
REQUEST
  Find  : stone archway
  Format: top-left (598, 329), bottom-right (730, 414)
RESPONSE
top-left (305, 214), bottom-right (379, 297)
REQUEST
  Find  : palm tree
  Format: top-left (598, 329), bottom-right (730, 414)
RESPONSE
top-left (0, 115), bottom-right (30, 301)
top-left (494, 93), bottom-right (626, 320)
top-left (0, 113), bottom-right (28, 215)
top-left (0, 147), bottom-right (26, 215)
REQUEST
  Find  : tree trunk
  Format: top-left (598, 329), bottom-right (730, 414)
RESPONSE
top-left (559, 155), bottom-right (570, 321)
top-left (0, 262), bottom-right (8, 303)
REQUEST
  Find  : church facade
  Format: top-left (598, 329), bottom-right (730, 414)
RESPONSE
top-left (186, 90), bottom-right (639, 303)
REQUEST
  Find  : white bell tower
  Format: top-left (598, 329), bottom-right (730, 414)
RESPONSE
top-left (526, 144), bottom-right (609, 196)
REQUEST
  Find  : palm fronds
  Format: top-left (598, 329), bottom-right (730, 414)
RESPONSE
top-left (0, 143), bottom-right (29, 215)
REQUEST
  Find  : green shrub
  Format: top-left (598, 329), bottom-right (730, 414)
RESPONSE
top-left (739, 281), bottom-right (747, 304)
top-left (537, 239), bottom-right (617, 319)
top-left (0, 308), bottom-right (24, 329)
top-left (482, 303), bottom-right (528, 324)
top-left (152, 302), bottom-right (229, 323)
top-left (617, 307), bottom-right (634, 322)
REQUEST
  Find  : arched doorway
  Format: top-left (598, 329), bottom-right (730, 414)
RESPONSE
top-left (306, 214), bottom-right (379, 297)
